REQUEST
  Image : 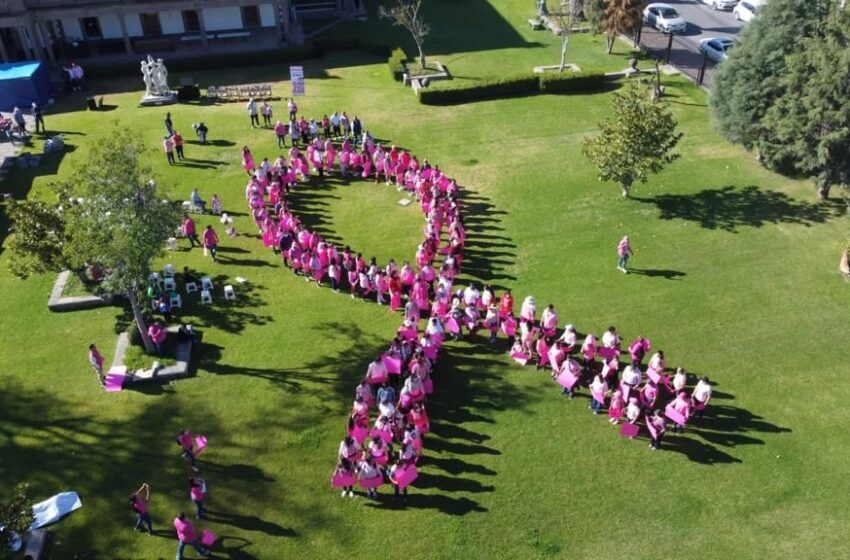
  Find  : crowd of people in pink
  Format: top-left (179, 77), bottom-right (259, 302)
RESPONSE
top-left (227, 110), bottom-right (714, 502)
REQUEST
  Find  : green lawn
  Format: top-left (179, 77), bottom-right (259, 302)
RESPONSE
top-left (1, 2), bottom-right (849, 559)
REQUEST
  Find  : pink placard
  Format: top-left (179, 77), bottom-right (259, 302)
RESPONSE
top-left (351, 426), bottom-right (369, 444)
top-left (394, 465), bottom-right (418, 489)
top-left (370, 429), bottom-right (393, 444)
top-left (501, 320), bottom-right (517, 337)
top-left (423, 346), bottom-right (438, 361)
top-left (608, 406), bottom-right (623, 420)
top-left (373, 453), bottom-right (388, 466)
top-left (445, 317), bottom-right (460, 334)
top-left (194, 435), bottom-right (208, 455)
top-left (592, 390), bottom-right (606, 405)
top-left (647, 369), bottom-right (662, 384)
top-left (620, 422), bottom-right (640, 438)
top-left (201, 529), bottom-right (216, 547)
top-left (665, 404), bottom-right (687, 426)
top-left (598, 347), bottom-right (619, 360)
top-left (510, 349), bottom-right (529, 366)
top-left (556, 371), bottom-right (579, 390)
top-left (332, 473), bottom-right (356, 488)
top-left (399, 326), bottom-right (418, 341)
top-left (423, 378), bottom-right (434, 394)
top-left (359, 475), bottom-right (383, 489)
top-left (104, 374), bottom-right (125, 392)
top-left (381, 354), bottom-right (402, 375)
top-left (646, 419), bottom-right (659, 439)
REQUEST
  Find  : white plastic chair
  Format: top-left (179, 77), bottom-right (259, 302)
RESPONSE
top-left (201, 290), bottom-right (213, 305)
top-left (201, 276), bottom-right (213, 291)
top-left (164, 264), bottom-right (176, 277)
top-left (166, 237), bottom-right (178, 251)
top-left (170, 293), bottom-right (183, 309)
top-left (185, 281), bottom-right (198, 293)
top-left (224, 285), bottom-right (236, 300)
top-left (163, 277), bottom-right (177, 292)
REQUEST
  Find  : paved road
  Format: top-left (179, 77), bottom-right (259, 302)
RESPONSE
top-left (652, 0), bottom-right (746, 46)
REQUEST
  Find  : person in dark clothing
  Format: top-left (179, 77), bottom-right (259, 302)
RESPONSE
top-left (31, 102), bottom-right (45, 133)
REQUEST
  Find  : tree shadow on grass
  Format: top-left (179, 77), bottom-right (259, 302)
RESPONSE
top-left (634, 185), bottom-right (843, 232)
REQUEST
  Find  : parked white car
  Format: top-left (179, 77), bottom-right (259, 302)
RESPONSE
top-left (733, 0), bottom-right (764, 22)
top-left (699, 37), bottom-right (735, 62)
top-left (643, 3), bottom-right (687, 34)
top-left (701, 0), bottom-right (739, 10)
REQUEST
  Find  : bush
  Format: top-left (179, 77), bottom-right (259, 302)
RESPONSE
top-left (418, 74), bottom-right (540, 105)
top-left (388, 48), bottom-right (407, 81)
top-left (539, 71), bottom-right (608, 94)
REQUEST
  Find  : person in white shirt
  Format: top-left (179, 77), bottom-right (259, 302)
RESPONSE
top-left (672, 367), bottom-right (687, 393)
top-left (602, 325), bottom-right (620, 349)
top-left (622, 364), bottom-right (642, 387)
top-left (246, 98), bottom-right (259, 128)
top-left (357, 457), bottom-right (381, 499)
top-left (692, 377), bottom-right (712, 418)
top-left (559, 324), bottom-right (577, 351)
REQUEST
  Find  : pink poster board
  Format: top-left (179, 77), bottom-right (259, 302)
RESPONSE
top-left (665, 404), bottom-right (687, 426)
top-left (445, 317), bottom-right (460, 334)
top-left (394, 465), bottom-right (418, 489)
top-left (646, 419), bottom-right (660, 439)
top-left (510, 349), bottom-right (529, 366)
top-left (620, 422), bottom-right (640, 438)
top-left (423, 346), bottom-right (438, 361)
top-left (332, 473), bottom-right (356, 488)
top-left (359, 475), bottom-right (384, 489)
top-left (647, 368), bottom-right (662, 384)
top-left (381, 354), bottom-right (402, 375)
top-left (591, 390), bottom-right (606, 405)
top-left (194, 435), bottom-right (208, 455)
top-left (201, 529), bottom-right (216, 547)
top-left (556, 371), bottom-right (579, 390)
top-left (104, 373), bottom-right (126, 392)
top-left (501, 320), bottom-right (517, 337)
top-left (370, 429), bottom-right (393, 444)
top-left (598, 347), bottom-right (619, 360)
top-left (423, 378), bottom-right (434, 394)
top-left (351, 426), bottom-right (369, 444)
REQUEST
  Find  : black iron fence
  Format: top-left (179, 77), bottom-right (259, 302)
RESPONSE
top-left (632, 23), bottom-right (716, 88)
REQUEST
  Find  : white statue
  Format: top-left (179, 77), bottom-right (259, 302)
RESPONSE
top-left (141, 59), bottom-right (154, 96)
top-left (140, 55), bottom-right (175, 105)
top-left (155, 58), bottom-right (169, 94)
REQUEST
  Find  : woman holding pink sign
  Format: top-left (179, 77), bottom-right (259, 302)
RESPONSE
top-left (589, 373), bottom-right (608, 414)
top-left (188, 477), bottom-right (206, 519)
top-left (333, 458), bottom-right (357, 498)
top-left (357, 456), bottom-right (383, 499)
top-left (647, 410), bottom-right (667, 450)
top-left (176, 429), bottom-right (199, 472)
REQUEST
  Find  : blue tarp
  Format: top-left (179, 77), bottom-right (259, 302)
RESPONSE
top-left (0, 61), bottom-right (52, 112)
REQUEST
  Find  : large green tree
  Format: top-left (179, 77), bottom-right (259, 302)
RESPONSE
top-left (761, 8), bottom-right (850, 199)
top-left (709, 0), bottom-right (831, 155)
top-left (63, 130), bottom-right (181, 353)
top-left (582, 81), bottom-right (683, 197)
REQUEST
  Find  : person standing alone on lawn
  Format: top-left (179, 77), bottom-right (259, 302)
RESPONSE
top-left (164, 112), bottom-right (173, 136)
top-left (172, 130), bottom-right (184, 161)
top-left (88, 343), bottom-right (105, 386)
top-left (247, 98), bottom-right (259, 128)
top-left (163, 136), bottom-right (175, 165)
top-left (130, 483), bottom-right (153, 535)
top-left (617, 235), bottom-right (634, 274)
top-left (31, 102), bottom-right (45, 133)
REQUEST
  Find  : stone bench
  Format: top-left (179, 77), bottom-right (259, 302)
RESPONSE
top-left (47, 270), bottom-right (112, 312)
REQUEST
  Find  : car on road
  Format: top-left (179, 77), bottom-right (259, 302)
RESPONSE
top-left (733, 0), bottom-right (763, 22)
top-left (643, 3), bottom-right (687, 34)
top-left (700, 0), bottom-right (739, 10)
top-left (699, 37), bottom-right (735, 62)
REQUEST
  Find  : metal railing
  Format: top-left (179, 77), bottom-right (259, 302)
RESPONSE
top-left (633, 23), bottom-right (717, 88)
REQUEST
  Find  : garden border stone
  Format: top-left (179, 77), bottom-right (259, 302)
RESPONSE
top-left (47, 270), bottom-right (112, 312)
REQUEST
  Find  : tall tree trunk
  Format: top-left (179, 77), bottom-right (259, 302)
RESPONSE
top-left (416, 42), bottom-right (426, 70)
top-left (816, 177), bottom-right (831, 201)
top-left (559, 36), bottom-right (569, 71)
top-left (606, 35), bottom-right (615, 54)
top-left (127, 288), bottom-right (155, 354)
top-left (622, 183), bottom-right (632, 198)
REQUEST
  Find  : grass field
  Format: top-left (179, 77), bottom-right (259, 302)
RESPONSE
top-left (1, 2), bottom-right (849, 559)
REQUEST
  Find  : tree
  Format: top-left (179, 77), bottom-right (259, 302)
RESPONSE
top-left (760, 7), bottom-right (850, 200)
top-left (585, 0), bottom-right (607, 34)
top-left (3, 181), bottom-right (87, 283)
top-left (582, 81), bottom-right (683, 197)
top-left (0, 483), bottom-right (34, 556)
top-left (64, 130), bottom-right (181, 353)
top-left (603, 0), bottom-right (642, 54)
top-left (709, 0), bottom-right (831, 152)
top-left (548, 1), bottom-right (574, 72)
top-left (379, 0), bottom-right (430, 70)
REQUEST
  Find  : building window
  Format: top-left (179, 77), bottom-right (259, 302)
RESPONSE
top-left (241, 5), bottom-right (261, 28)
top-left (80, 17), bottom-right (102, 39)
top-left (182, 10), bottom-right (201, 33)
top-left (140, 13), bottom-right (163, 37)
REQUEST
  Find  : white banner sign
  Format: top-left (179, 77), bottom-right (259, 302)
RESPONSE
top-left (290, 66), bottom-right (305, 96)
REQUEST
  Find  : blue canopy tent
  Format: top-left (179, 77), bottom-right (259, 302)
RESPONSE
top-left (0, 61), bottom-right (52, 112)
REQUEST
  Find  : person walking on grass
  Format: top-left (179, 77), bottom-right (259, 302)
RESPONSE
top-left (31, 102), bottom-right (45, 133)
top-left (174, 512), bottom-right (210, 559)
top-left (189, 477), bottom-right (206, 519)
top-left (173, 130), bottom-right (184, 161)
top-left (274, 120), bottom-right (287, 148)
top-left (163, 136), bottom-right (175, 165)
top-left (182, 214), bottom-right (200, 249)
top-left (130, 483), bottom-right (153, 535)
top-left (177, 429), bottom-right (200, 472)
top-left (617, 235), bottom-right (634, 274)
top-left (88, 343), bottom-right (105, 386)
top-left (164, 112), bottom-right (173, 136)
top-left (203, 225), bottom-right (219, 262)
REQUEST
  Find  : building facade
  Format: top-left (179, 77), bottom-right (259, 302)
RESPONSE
top-left (0, 0), bottom-right (351, 64)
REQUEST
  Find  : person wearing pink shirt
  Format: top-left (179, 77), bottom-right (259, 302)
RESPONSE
top-left (88, 343), bottom-right (105, 386)
top-left (173, 512), bottom-right (210, 558)
top-left (182, 214), bottom-right (199, 249)
top-left (163, 136), bottom-right (175, 165)
top-left (189, 477), bottom-right (206, 519)
top-left (129, 483), bottom-right (153, 535)
top-left (147, 321), bottom-right (167, 356)
top-left (617, 235), bottom-right (634, 273)
top-left (202, 225), bottom-right (219, 262)
top-left (176, 429), bottom-right (199, 472)
top-left (274, 120), bottom-right (287, 148)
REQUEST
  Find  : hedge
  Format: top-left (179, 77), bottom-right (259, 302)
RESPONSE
top-left (387, 48), bottom-right (407, 81)
top-left (418, 73), bottom-right (540, 105)
top-left (538, 71), bottom-right (608, 93)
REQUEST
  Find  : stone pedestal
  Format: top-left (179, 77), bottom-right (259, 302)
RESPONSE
top-left (140, 92), bottom-right (178, 107)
